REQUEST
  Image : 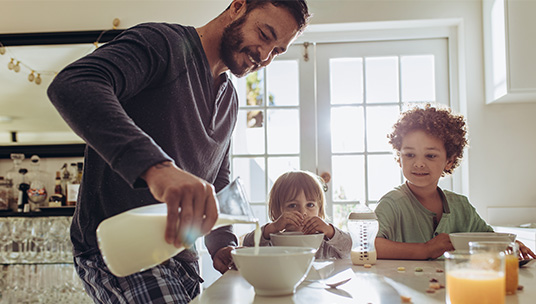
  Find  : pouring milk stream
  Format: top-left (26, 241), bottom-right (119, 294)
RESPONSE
top-left (96, 178), bottom-right (259, 277)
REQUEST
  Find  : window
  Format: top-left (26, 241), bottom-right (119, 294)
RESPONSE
top-left (230, 25), bottom-right (460, 233)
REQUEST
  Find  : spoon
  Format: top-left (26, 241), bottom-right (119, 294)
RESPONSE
top-left (324, 278), bottom-right (351, 289)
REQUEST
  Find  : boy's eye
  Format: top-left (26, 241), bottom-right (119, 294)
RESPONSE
top-left (426, 154), bottom-right (438, 159)
top-left (259, 29), bottom-right (269, 41)
top-left (403, 153), bottom-right (414, 158)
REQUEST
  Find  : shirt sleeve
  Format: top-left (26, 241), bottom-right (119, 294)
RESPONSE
top-left (47, 24), bottom-right (176, 187)
top-left (242, 224), bottom-right (272, 247)
top-left (375, 197), bottom-right (398, 240)
top-left (319, 225), bottom-right (352, 259)
top-left (204, 225), bottom-right (238, 258)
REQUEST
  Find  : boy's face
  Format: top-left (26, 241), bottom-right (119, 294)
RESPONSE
top-left (398, 130), bottom-right (454, 191)
top-left (220, 2), bottom-right (300, 77)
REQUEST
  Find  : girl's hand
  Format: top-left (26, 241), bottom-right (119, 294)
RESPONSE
top-left (302, 216), bottom-right (335, 239)
top-left (264, 211), bottom-right (304, 238)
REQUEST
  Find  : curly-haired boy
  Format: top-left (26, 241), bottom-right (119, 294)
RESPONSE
top-left (375, 104), bottom-right (535, 260)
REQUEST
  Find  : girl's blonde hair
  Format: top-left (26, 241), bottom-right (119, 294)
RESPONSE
top-left (268, 170), bottom-right (326, 221)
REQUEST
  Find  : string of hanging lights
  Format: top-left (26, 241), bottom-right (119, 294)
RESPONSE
top-left (0, 18), bottom-right (120, 86)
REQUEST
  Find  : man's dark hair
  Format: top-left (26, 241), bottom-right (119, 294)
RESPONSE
top-left (227, 0), bottom-right (311, 33)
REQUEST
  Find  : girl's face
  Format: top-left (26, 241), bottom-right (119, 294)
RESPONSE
top-left (399, 130), bottom-right (454, 192)
top-left (282, 190), bottom-right (320, 230)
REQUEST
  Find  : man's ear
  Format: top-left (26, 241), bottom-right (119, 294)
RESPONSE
top-left (229, 0), bottom-right (247, 20)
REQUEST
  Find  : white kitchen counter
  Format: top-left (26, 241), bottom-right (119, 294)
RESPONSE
top-left (192, 258), bottom-right (536, 304)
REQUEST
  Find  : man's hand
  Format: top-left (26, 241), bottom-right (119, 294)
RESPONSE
top-left (212, 246), bottom-right (236, 274)
top-left (142, 161), bottom-right (218, 248)
top-left (425, 233), bottom-right (454, 259)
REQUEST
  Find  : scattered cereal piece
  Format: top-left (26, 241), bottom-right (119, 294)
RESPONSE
top-left (397, 266), bottom-right (406, 271)
top-left (426, 289), bottom-right (436, 293)
top-left (436, 268), bottom-right (444, 273)
top-left (400, 295), bottom-right (412, 303)
top-left (414, 267), bottom-right (423, 272)
top-left (517, 285), bottom-right (524, 291)
top-left (429, 282), bottom-right (441, 290)
top-left (429, 278), bottom-right (438, 283)
top-left (439, 284), bottom-right (445, 289)
top-left (364, 264), bottom-right (372, 268)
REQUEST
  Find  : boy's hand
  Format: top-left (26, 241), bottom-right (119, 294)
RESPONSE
top-left (425, 233), bottom-right (454, 259)
top-left (302, 216), bottom-right (335, 239)
top-left (516, 240), bottom-right (536, 260)
top-left (212, 246), bottom-right (237, 274)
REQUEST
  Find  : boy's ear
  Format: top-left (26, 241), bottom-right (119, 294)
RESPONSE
top-left (445, 158), bottom-right (455, 171)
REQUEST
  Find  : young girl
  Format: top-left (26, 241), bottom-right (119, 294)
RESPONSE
top-left (242, 170), bottom-right (351, 259)
top-left (375, 104), bottom-right (536, 260)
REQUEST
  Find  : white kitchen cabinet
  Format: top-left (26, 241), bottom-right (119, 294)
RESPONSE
top-left (483, 0), bottom-right (536, 103)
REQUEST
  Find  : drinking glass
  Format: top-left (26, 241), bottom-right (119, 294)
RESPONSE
top-left (31, 217), bottom-right (51, 262)
top-left (444, 250), bottom-right (505, 304)
top-left (10, 218), bottom-right (31, 262)
top-left (0, 218), bottom-right (12, 263)
top-left (469, 241), bottom-right (519, 295)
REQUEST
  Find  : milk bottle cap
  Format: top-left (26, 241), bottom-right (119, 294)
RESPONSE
top-left (348, 212), bottom-right (377, 220)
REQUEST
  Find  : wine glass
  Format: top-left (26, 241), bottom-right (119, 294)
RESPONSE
top-left (31, 217), bottom-right (50, 262)
top-left (10, 218), bottom-right (31, 262)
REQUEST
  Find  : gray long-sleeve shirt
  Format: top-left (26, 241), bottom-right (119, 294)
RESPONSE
top-left (242, 224), bottom-right (352, 259)
top-left (47, 23), bottom-right (238, 259)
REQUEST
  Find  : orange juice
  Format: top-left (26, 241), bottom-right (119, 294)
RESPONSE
top-left (447, 269), bottom-right (505, 304)
top-left (505, 255), bottom-right (519, 295)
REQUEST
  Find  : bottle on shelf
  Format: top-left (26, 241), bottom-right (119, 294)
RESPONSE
top-left (5, 153), bottom-right (25, 212)
top-left (48, 171), bottom-right (65, 207)
top-left (17, 168), bottom-right (30, 213)
top-left (66, 162), bottom-right (83, 206)
top-left (26, 155), bottom-right (49, 211)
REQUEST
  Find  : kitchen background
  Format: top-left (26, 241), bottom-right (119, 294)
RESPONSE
top-left (2, 0), bottom-right (536, 288)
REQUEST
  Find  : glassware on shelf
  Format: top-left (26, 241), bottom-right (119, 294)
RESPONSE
top-left (26, 155), bottom-right (50, 211)
top-left (0, 218), bottom-right (12, 263)
top-left (5, 153), bottom-right (25, 211)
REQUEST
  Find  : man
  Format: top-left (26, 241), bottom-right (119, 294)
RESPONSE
top-left (47, 0), bottom-right (310, 303)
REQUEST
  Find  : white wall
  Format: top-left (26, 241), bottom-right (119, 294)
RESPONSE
top-left (3, 0), bottom-right (535, 225)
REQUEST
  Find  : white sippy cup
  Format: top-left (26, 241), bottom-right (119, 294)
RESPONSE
top-left (348, 211), bottom-right (379, 265)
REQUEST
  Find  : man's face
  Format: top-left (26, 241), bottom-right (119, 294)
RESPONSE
top-left (220, 3), bottom-right (300, 77)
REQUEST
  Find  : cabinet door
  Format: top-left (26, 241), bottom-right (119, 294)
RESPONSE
top-left (483, 0), bottom-right (536, 103)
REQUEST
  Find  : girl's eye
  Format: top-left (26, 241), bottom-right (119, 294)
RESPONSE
top-left (307, 202), bottom-right (316, 208)
top-left (286, 203), bottom-right (296, 209)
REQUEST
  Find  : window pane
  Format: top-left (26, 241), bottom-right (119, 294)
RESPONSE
top-left (401, 55), bottom-right (435, 102)
top-left (232, 110), bottom-right (265, 155)
top-left (267, 109), bottom-right (299, 154)
top-left (365, 57), bottom-right (399, 103)
top-left (333, 203), bottom-right (359, 230)
top-left (331, 106), bottom-right (364, 153)
top-left (267, 60), bottom-right (299, 106)
top-left (232, 157), bottom-right (266, 202)
top-left (244, 70), bottom-right (265, 107)
top-left (267, 157), bottom-right (300, 189)
top-left (330, 58), bottom-right (363, 105)
top-left (367, 154), bottom-right (401, 201)
top-left (366, 105), bottom-right (400, 152)
top-left (332, 155), bottom-right (365, 203)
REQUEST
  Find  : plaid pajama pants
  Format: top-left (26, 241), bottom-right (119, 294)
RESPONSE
top-left (74, 253), bottom-right (203, 304)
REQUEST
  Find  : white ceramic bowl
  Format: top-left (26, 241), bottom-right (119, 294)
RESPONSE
top-left (270, 231), bottom-right (324, 251)
top-left (231, 246), bottom-right (316, 296)
top-left (449, 232), bottom-right (517, 251)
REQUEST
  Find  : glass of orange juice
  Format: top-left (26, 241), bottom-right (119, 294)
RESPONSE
top-left (444, 250), bottom-right (505, 304)
top-left (469, 241), bottom-right (519, 295)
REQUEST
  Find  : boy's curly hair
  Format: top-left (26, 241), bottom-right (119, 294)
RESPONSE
top-left (387, 104), bottom-right (468, 175)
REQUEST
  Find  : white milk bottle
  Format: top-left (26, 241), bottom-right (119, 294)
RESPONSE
top-left (96, 178), bottom-right (257, 277)
top-left (348, 209), bottom-right (379, 265)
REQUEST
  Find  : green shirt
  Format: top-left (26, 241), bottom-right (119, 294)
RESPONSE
top-left (375, 183), bottom-right (493, 243)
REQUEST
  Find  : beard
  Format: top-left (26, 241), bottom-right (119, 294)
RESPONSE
top-left (220, 15), bottom-right (261, 78)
